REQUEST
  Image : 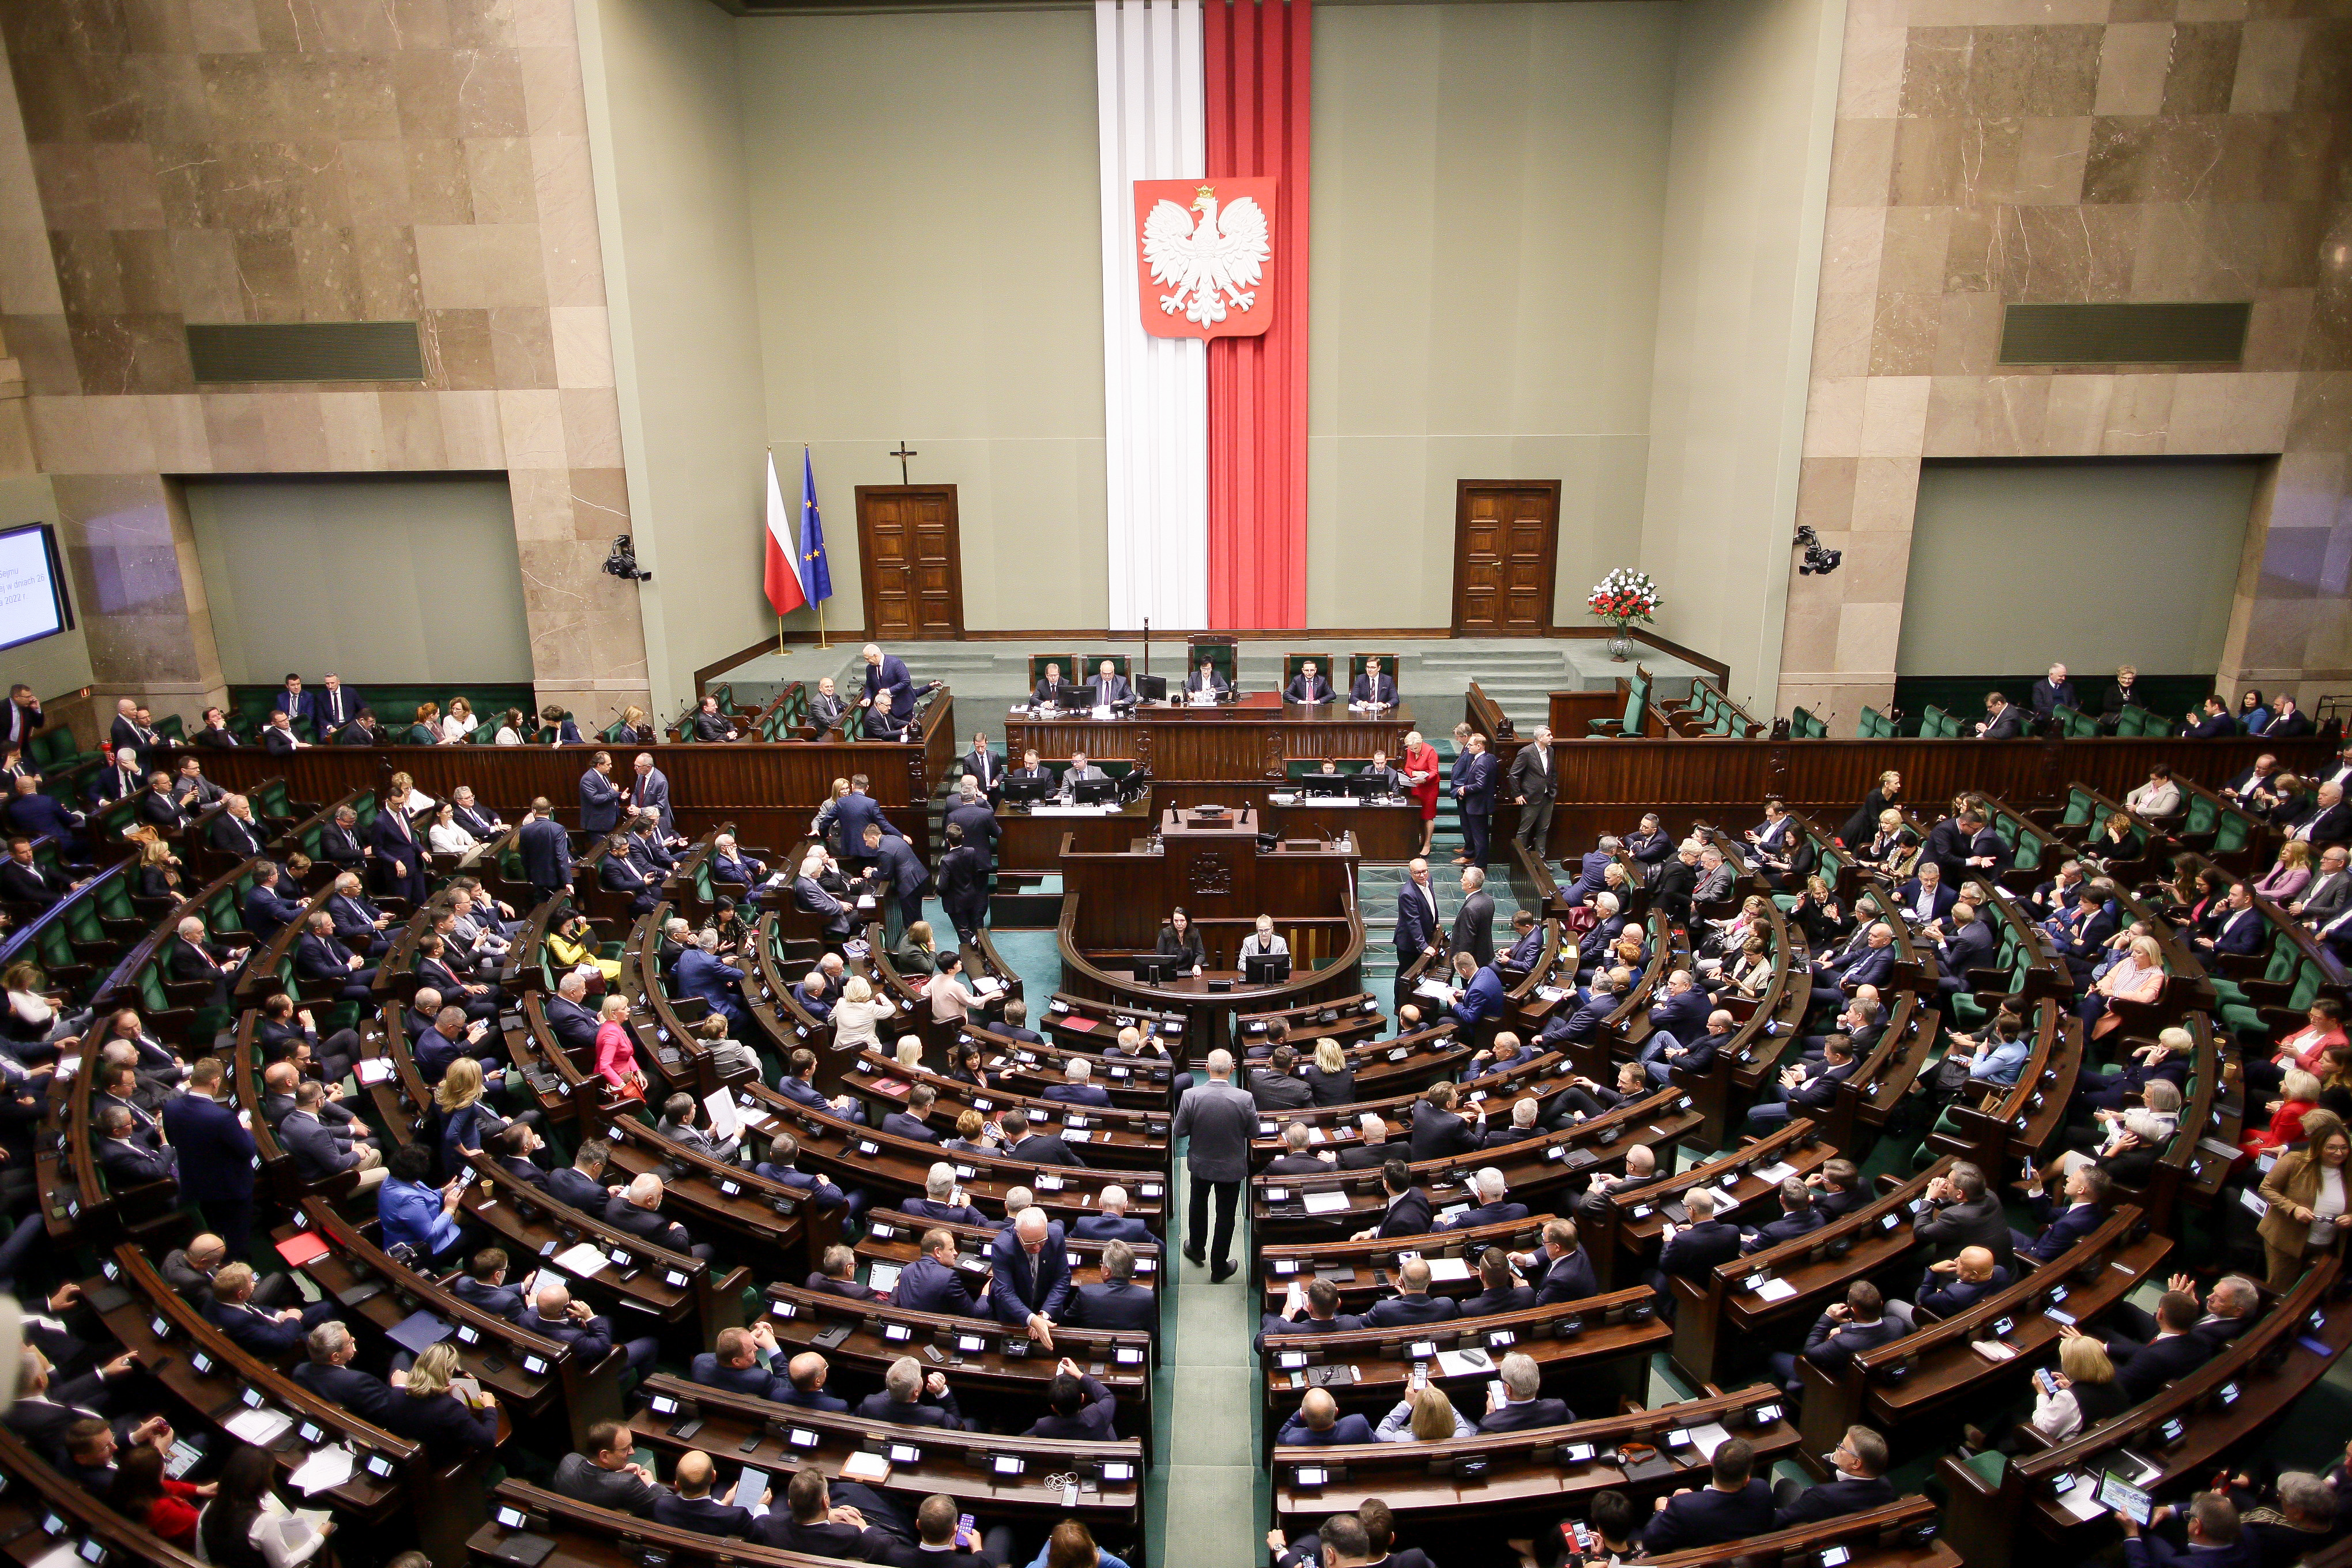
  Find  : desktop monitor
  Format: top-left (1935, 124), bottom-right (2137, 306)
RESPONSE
top-left (1074, 777), bottom-right (1118, 805)
top-left (1130, 953), bottom-right (1180, 983)
top-left (1347, 773), bottom-right (1392, 800)
top-left (1061, 689), bottom-right (1097, 711)
top-left (1137, 674), bottom-right (1169, 702)
top-left (1003, 776), bottom-right (1050, 805)
top-left (1301, 775), bottom-right (1347, 798)
top-left (1243, 952), bottom-right (1292, 985)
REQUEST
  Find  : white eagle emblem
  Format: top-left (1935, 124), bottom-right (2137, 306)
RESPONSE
top-left (1141, 184), bottom-right (1270, 327)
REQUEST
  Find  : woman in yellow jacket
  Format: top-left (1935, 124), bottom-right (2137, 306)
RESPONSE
top-left (2257, 1109), bottom-right (2351, 1291)
top-left (546, 908), bottom-right (622, 986)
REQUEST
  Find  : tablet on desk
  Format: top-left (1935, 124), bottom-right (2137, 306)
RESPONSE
top-left (2096, 1471), bottom-right (2155, 1526)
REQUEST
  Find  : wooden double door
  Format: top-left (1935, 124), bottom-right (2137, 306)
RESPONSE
top-left (854, 484), bottom-right (964, 638)
top-left (1452, 480), bottom-right (1561, 634)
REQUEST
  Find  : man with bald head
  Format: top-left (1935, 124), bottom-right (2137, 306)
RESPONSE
top-left (987, 1207), bottom-right (1071, 1347)
top-left (1277, 1386), bottom-right (1375, 1446)
top-left (520, 1278), bottom-right (657, 1377)
top-left (1173, 1046), bottom-right (1257, 1280)
top-left (1917, 1245), bottom-right (2010, 1316)
top-left (603, 1173), bottom-right (712, 1261)
top-left (653, 1449), bottom-right (767, 1537)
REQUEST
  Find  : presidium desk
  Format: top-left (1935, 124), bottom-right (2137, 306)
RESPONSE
top-left (1054, 807), bottom-right (1365, 1052)
top-left (999, 692), bottom-right (1424, 870)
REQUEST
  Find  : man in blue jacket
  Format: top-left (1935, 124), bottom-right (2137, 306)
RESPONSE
top-left (672, 932), bottom-right (748, 1033)
top-left (1276, 1388), bottom-right (1374, 1446)
top-left (578, 752), bottom-right (622, 834)
top-left (450, 1248), bottom-right (527, 1321)
top-left (1068, 1241), bottom-right (1156, 1333)
top-left (160, 1057), bottom-right (259, 1256)
top-left (987, 1208), bottom-right (1072, 1340)
top-left (1447, 951), bottom-right (1506, 1031)
top-left (292, 1321), bottom-right (395, 1420)
top-left (858, 823), bottom-right (932, 932)
top-left (894, 1228), bottom-right (982, 1318)
top-left (521, 1280), bottom-right (655, 1375)
top-left (1069, 1185), bottom-right (1152, 1243)
top-left (1452, 733), bottom-right (1499, 869)
top-left (519, 799), bottom-right (574, 901)
top-left (1644, 1437), bottom-right (1775, 1552)
top-left (1809, 922), bottom-right (1897, 1012)
top-left (203, 1262), bottom-right (336, 1357)
top-left (1776, 1425), bottom-right (1898, 1525)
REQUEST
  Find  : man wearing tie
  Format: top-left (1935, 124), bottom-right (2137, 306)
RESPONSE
top-left (1008, 748), bottom-right (1052, 787)
top-left (1089, 660), bottom-right (1133, 706)
top-left (961, 733), bottom-right (1002, 803)
top-left (1393, 858), bottom-right (1443, 986)
top-left (944, 777), bottom-right (998, 868)
top-left (1506, 726), bottom-right (1555, 857)
top-left (4, 684), bottom-right (40, 748)
top-left (630, 753), bottom-right (675, 838)
top-left (1285, 661), bottom-right (1333, 704)
top-left (192, 706), bottom-right (240, 748)
top-left (1350, 658), bottom-right (1397, 709)
top-left (1031, 664), bottom-right (1073, 709)
top-left (1452, 866), bottom-right (1496, 968)
top-left (806, 676), bottom-right (847, 734)
top-left (91, 748), bottom-right (143, 806)
top-left (1058, 750), bottom-right (1107, 804)
top-left (276, 674), bottom-right (315, 734)
top-left (1185, 655), bottom-right (1230, 702)
top-left (859, 643), bottom-right (917, 736)
top-left (209, 794), bottom-right (267, 860)
top-left (579, 752), bottom-right (621, 834)
top-left (313, 673), bottom-right (359, 733)
top-left (1454, 732), bottom-right (1499, 868)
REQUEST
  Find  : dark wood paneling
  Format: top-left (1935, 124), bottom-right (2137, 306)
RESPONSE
top-left (1453, 480), bottom-right (1561, 635)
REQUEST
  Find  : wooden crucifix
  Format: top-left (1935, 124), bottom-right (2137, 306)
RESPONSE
top-left (890, 441), bottom-right (917, 484)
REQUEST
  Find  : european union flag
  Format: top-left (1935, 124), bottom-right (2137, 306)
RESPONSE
top-left (799, 447), bottom-right (833, 604)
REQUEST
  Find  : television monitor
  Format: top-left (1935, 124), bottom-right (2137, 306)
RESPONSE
top-left (1301, 775), bottom-right (1347, 797)
top-left (1243, 952), bottom-right (1291, 985)
top-left (1002, 777), bottom-right (1051, 805)
top-left (0, 523), bottom-right (72, 653)
top-left (1136, 675), bottom-right (1168, 702)
top-left (1073, 777), bottom-right (1118, 805)
top-left (1347, 772), bottom-right (1393, 799)
top-left (1130, 953), bottom-right (1179, 983)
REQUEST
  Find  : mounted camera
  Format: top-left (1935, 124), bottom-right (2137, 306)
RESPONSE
top-left (1793, 524), bottom-right (1842, 576)
top-left (604, 535), bottom-right (652, 582)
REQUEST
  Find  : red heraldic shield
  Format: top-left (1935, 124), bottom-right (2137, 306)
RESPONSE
top-left (1133, 177), bottom-right (1278, 341)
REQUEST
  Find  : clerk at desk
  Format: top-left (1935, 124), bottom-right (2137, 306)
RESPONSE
top-left (1008, 748), bottom-right (1052, 787)
top-left (1286, 661), bottom-right (1335, 704)
top-left (1185, 656), bottom-right (1231, 700)
top-left (1032, 664), bottom-right (1074, 708)
top-left (1351, 658), bottom-right (1397, 708)
top-left (1060, 749), bottom-right (1107, 804)
top-left (1090, 660), bottom-right (1133, 706)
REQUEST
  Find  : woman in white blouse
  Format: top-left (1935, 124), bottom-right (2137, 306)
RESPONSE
top-left (426, 801), bottom-right (483, 864)
top-left (195, 1442), bottom-right (332, 1567)
top-left (441, 695), bottom-right (480, 743)
top-left (1375, 1385), bottom-right (1476, 1442)
top-left (492, 707), bottom-right (529, 745)
top-left (831, 975), bottom-right (892, 1055)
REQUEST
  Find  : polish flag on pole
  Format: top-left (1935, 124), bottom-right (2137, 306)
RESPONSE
top-left (763, 450), bottom-right (807, 617)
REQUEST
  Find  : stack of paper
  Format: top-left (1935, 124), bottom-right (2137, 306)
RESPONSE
top-left (1302, 1191), bottom-right (1353, 1215)
top-left (225, 1407), bottom-right (293, 1447)
top-left (289, 1445), bottom-right (355, 1495)
top-left (552, 1242), bottom-right (612, 1277)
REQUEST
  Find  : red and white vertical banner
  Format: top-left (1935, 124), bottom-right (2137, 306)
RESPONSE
top-left (1097, 0), bottom-right (1207, 631)
top-left (1099, 0), bottom-right (1311, 631)
top-left (1204, 0), bottom-right (1310, 629)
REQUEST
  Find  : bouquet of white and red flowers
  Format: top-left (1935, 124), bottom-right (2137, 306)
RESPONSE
top-left (1588, 568), bottom-right (1661, 628)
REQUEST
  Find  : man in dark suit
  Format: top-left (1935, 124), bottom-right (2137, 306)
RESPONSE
top-left (2185, 696), bottom-right (2236, 737)
top-left (578, 752), bottom-right (622, 835)
top-left (2029, 664), bottom-right (2077, 719)
top-left (860, 642), bottom-right (922, 733)
top-left (521, 1279), bottom-right (657, 1377)
top-left (602, 1173), bottom-right (712, 1260)
top-left (1646, 968), bottom-right (1711, 1037)
top-left (1477, 1351), bottom-right (1573, 1431)
top-left (1283, 660), bottom-right (1335, 704)
top-left (894, 1229), bottom-right (983, 1318)
top-left (2080, 1290), bottom-right (2208, 1403)
top-left (652, 1450), bottom-right (762, 1539)
top-left (372, 791), bottom-right (428, 904)
top-left (296, 911), bottom-right (376, 1001)
top-left (0, 836), bottom-right (76, 908)
top-left (1975, 691), bottom-right (2027, 738)
top-left (959, 732), bottom-right (1004, 804)
top-left (160, 1057), bottom-right (258, 1256)
top-left (95, 1104), bottom-right (176, 1188)
top-left (853, 1356), bottom-right (970, 1430)
top-left (89, 747), bottom-right (144, 806)
top-left (1652, 839), bottom-right (1701, 922)
top-left (1085, 659), bottom-right (1132, 706)
top-left (291, 1320), bottom-right (394, 1421)
top-left (1931, 901), bottom-right (1997, 998)
top-left (261, 710), bottom-right (304, 753)
top-left (1249, 1046), bottom-right (1313, 1112)
top-left (832, 778), bottom-right (899, 866)
top-left (108, 700), bottom-right (163, 760)
top-left (1453, 733), bottom-right (1498, 868)
top-left (1769, 1279), bottom-right (1902, 1392)
top-left (334, 709), bottom-right (382, 745)
top-left (1741, 1177), bottom-right (1826, 1254)
top-left (1515, 1218), bottom-right (1599, 1304)
top-left (989, 1205), bottom-right (1075, 1336)
top-left (1408, 1083), bottom-right (1483, 1162)
top-left (311, 674), bottom-right (359, 734)
top-left (1458, 1248), bottom-right (1536, 1317)
top-left (1778, 1424), bottom-right (1899, 1525)
top-left (1643, 1438), bottom-right (1774, 1553)
top-left (1354, 1159), bottom-right (1434, 1240)
top-left (804, 675), bottom-right (848, 734)
top-left (1026, 1362), bottom-right (1122, 1439)
top-left (1656, 1186), bottom-right (1745, 1290)
top-left (1350, 656), bottom-right (1397, 708)
top-left (858, 823), bottom-right (933, 932)
top-left (1031, 662), bottom-right (1075, 708)
top-left (1809, 921), bottom-right (1897, 1011)
top-left (1450, 865), bottom-right (1495, 967)
top-left (756, 1471), bottom-right (907, 1557)
top-left (3, 683), bottom-right (40, 748)
top-left (449, 1248), bottom-right (527, 1320)
top-left (1002, 1109), bottom-right (1082, 1167)
top-left (203, 1262), bottom-right (335, 1358)
top-left (545, 1137), bottom-right (623, 1212)
top-left (1392, 858), bottom-right (1442, 998)
top-left (1258, 1277), bottom-right (1368, 1348)
top-left (1068, 1242), bottom-right (1156, 1333)
top-left (2016, 1164), bottom-right (2110, 1262)
top-left (2195, 882), bottom-right (2264, 957)
top-left (1507, 726), bottom-right (1556, 858)
top-left (1363, 1256), bottom-right (1461, 1328)
top-left (627, 752), bottom-right (675, 838)
top-left (1275, 1388), bottom-right (1374, 1446)
top-left (1183, 654), bottom-right (1231, 700)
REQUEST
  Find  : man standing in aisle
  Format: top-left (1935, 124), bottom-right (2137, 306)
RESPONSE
top-left (1507, 727), bottom-right (1556, 860)
top-left (1170, 1049), bottom-right (1256, 1283)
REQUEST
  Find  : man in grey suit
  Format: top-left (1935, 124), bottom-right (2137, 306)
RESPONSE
top-left (631, 753), bottom-right (676, 839)
top-left (1058, 749), bottom-right (1109, 804)
top-left (1452, 866), bottom-right (1495, 969)
top-left (1507, 727), bottom-right (1556, 857)
top-left (1171, 1049), bottom-right (1257, 1282)
top-left (279, 1080), bottom-right (386, 1190)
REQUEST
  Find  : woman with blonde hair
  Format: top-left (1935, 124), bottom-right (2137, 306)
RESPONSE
top-left (831, 974), bottom-right (891, 1054)
top-left (893, 1035), bottom-right (925, 1071)
top-left (813, 777), bottom-right (853, 847)
top-left (593, 992), bottom-right (646, 1099)
top-left (389, 769), bottom-right (435, 813)
top-left (2242, 1069), bottom-right (2324, 1162)
top-left (2257, 1110), bottom-right (2351, 1290)
top-left (693, 1011), bottom-right (762, 1080)
top-left (2256, 839), bottom-right (2315, 904)
top-left (382, 1341), bottom-right (497, 1459)
top-left (1304, 1035), bottom-right (1355, 1106)
top-left (2085, 934), bottom-right (2165, 1039)
top-left (1375, 1383), bottom-right (1476, 1442)
top-left (1401, 729), bottom-right (1443, 856)
top-left (2027, 1332), bottom-right (2127, 1440)
top-left (945, 1107), bottom-right (989, 1152)
top-left (619, 706), bottom-right (654, 745)
top-left (1839, 770), bottom-right (1903, 849)
top-left (3, 960), bottom-right (77, 1049)
top-left (441, 696), bottom-right (478, 743)
top-left (434, 1056), bottom-right (509, 1171)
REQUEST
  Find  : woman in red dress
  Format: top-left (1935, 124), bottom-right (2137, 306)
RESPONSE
top-left (1401, 729), bottom-right (1442, 857)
